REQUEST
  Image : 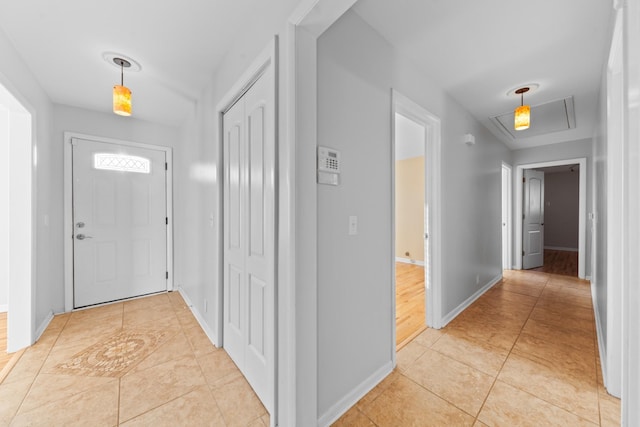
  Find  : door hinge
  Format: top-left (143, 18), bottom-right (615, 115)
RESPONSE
top-left (522, 250), bottom-right (525, 256)
top-left (522, 177), bottom-right (526, 183)
top-left (166, 217), bottom-right (168, 225)
top-left (166, 271), bottom-right (169, 279)
top-left (165, 162), bottom-right (168, 170)
top-left (522, 214), bottom-right (525, 220)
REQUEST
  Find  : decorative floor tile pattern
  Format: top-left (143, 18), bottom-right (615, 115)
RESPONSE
top-left (0, 292), bottom-right (268, 426)
top-left (53, 329), bottom-right (170, 377)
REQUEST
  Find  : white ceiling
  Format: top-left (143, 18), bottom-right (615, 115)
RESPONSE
top-left (0, 0), bottom-right (299, 127)
top-left (352, 0), bottom-right (614, 150)
top-left (0, 0), bottom-right (613, 143)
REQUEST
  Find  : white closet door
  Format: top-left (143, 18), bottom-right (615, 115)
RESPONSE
top-left (223, 66), bottom-right (275, 414)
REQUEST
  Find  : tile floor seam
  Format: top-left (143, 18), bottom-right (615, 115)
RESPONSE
top-left (117, 386), bottom-right (202, 425)
top-left (471, 274), bottom-right (550, 425)
top-left (8, 323), bottom-right (66, 424)
top-left (494, 274), bottom-right (604, 425)
top-left (192, 340), bottom-right (229, 427)
top-left (400, 369), bottom-right (479, 420)
top-left (354, 404), bottom-right (379, 427)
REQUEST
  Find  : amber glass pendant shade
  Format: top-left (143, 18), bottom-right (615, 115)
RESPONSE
top-left (514, 104), bottom-right (530, 130)
top-left (113, 85), bottom-right (131, 116)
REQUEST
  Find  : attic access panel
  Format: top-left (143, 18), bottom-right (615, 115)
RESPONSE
top-left (490, 96), bottom-right (576, 139)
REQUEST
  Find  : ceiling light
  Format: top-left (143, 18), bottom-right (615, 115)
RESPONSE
top-left (514, 87), bottom-right (530, 131)
top-left (113, 58), bottom-right (131, 117)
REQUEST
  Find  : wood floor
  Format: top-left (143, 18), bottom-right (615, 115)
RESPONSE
top-left (0, 312), bottom-right (10, 373)
top-left (531, 249), bottom-right (578, 277)
top-left (396, 262), bottom-right (426, 349)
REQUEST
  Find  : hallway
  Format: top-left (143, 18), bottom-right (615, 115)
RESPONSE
top-left (0, 270), bottom-right (622, 425)
top-left (334, 270), bottom-right (620, 426)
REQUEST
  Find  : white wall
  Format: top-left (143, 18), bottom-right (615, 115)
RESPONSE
top-left (512, 138), bottom-right (593, 276)
top-left (316, 10), bottom-right (510, 419)
top-left (0, 26), bottom-right (53, 347)
top-left (0, 106), bottom-right (7, 311)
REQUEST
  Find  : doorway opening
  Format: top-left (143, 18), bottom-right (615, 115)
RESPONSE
top-left (531, 164), bottom-right (580, 277)
top-left (0, 81), bottom-right (34, 356)
top-left (391, 90), bottom-right (442, 357)
top-left (63, 134), bottom-right (174, 312)
top-left (394, 111), bottom-right (426, 349)
top-left (515, 158), bottom-right (587, 279)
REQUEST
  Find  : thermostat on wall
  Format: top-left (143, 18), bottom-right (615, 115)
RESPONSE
top-left (317, 146), bottom-right (340, 186)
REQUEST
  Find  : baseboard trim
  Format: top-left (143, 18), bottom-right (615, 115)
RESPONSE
top-left (544, 246), bottom-right (578, 252)
top-left (0, 304), bottom-right (7, 313)
top-left (395, 257), bottom-right (425, 266)
top-left (317, 361), bottom-right (393, 427)
top-left (440, 274), bottom-right (502, 327)
top-left (35, 310), bottom-right (54, 342)
top-left (176, 287), bottom-right (219, 348)
top-left (591, 280), bottom-right (609, 393)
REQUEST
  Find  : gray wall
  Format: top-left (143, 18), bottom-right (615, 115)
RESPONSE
top-left (317, 10), bottom-right (510, 418)
top-left (543, 170), bottom-right (580, 250)
top-left (512, 138), bottom-right (593, 276)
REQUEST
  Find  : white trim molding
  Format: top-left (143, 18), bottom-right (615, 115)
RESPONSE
top-left (395, 257), bottom-right (425, 266)
top-left (440, 274), bottom-right (502, 327)
top-left (317, 361), bottom-right (393, 427)
top-left (515, 158), bottom-right (587, 279)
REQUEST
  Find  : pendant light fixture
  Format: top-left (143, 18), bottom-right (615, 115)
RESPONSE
top-left (113, 57), bottom-right (132, 116)
top-left (514, 87), bottom-right (530, 131)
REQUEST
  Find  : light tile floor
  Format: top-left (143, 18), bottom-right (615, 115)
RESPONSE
top-left (0, 292), bottom-right (269, 426)
top-left (334, 270), bottom-right (621, 427)
top-left (0, 270), bottom-right (622, 426)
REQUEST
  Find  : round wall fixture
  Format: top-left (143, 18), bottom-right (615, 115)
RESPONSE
top-left (102, 52), bottom-right (142, 72)
top-left (506, 83), bottom-right (539, 97)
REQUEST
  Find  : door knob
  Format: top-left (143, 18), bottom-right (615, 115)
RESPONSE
top-left (76, 234), bottom-right (93, 240)
top-left (76, 222), bottom-right (85, 228)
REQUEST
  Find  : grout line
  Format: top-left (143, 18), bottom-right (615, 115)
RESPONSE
top-left (471, 273), bottom-right (550, 425)
top-left (485, 272), bottom-right (603, 425)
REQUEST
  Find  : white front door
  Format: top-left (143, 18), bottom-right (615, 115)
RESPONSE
top-left (223, 68), bottom-right (275, 413)
top-left (523, 169), bottom-right (545, 269)
top-left (72, 138), bottom-right (167, 308)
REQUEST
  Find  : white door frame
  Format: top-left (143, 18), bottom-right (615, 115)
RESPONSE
top-left (216, 38), bottom-right (278, 425)
top-left (514, 158), bottom-right (586, 279)
top-left (502, 163), bottom-right (513, 270)
top-left (391, 90), bottom-right (442, 337)
top-left (0, 81), bottom-right (34, 353)
top-left (63, 132), bottom-right (174, 312)
top-left (622, 0), bottom-right (640, 423)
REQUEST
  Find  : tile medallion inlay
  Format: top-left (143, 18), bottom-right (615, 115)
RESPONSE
top-left (54, 329), bottom-right (170, 377)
